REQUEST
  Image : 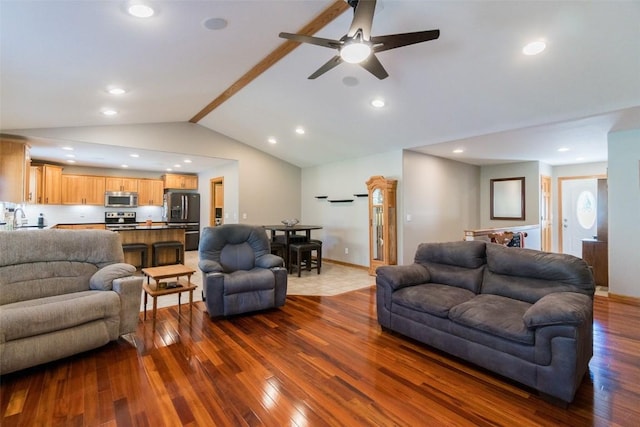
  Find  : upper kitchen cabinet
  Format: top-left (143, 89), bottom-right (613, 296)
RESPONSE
top-left (62, 174), bottom-right (105, 205)
top-left (137, 179), bottom-right (164, 206)
top-left (105, 177), bottom-right (138, 192)
top-left (162, 173), bottom-right (198, 190)
top-left (31, 163), bottom-right (63, 205)
top-left (0, 139), bottom-right (30, 203)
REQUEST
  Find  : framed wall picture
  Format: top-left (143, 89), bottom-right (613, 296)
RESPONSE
top-left (490, 177), bottom-right (525, 220)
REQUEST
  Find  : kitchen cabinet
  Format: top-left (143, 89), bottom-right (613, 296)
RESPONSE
top-left (28, 166), bottom-right (43, 203)
top-left (162, 173), bottom-right (198, 190)
top-left (62, 174), bottom-right (105, 205)
top-left (105, 177), bottom-right (138, 192)
top-left (137, 179), bottom-right (164, 206)
top-left (366, 175), bottom-right (397, 276)
top-left (40, 164), bottom-right (63, 205)
top-left (56, 223), bottom-right (106, 230)
top-left (0, 139), bottom-right (30, 203)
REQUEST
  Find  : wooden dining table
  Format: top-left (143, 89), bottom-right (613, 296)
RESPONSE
top-left (262, 224), bottom-right (323, 245)
top-left (263, 224), bottom-right (323, 267)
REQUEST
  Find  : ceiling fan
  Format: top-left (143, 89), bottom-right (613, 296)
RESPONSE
top-left (279, 0), bottom-right (440, 80)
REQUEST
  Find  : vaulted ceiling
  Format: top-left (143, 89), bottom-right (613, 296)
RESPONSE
top-left (1, 0), bottom-right (639, 172)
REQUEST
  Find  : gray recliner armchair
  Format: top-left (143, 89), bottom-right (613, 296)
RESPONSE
top-left (198, 224), bottom-right (287, 317)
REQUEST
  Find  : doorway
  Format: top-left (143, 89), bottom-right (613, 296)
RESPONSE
top-left (210, 177), bottom-right (224, 227)
top-left (558, 176), bottom-right (603, 257)
top-left (540, 175), bottom-right (552, 252)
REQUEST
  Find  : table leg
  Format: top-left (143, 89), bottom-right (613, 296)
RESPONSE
top-left (178, 292), bottom-right (182, 314)
top-left (152, 295), bottom-right (158, 320)
top-left (189, 289), bottom-right (194, 316)
top-left (144, 290), bottom-right (148, 320)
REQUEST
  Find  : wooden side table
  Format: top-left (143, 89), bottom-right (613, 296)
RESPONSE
top-left (141, 264), bottom-right (197, 320)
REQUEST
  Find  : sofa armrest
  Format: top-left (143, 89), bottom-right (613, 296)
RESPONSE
top-left (523, 292), bottom-right (592, 328)
top-left (199, 259), bottom-right (222, 273)
top-left (90, 263), bottom-right (136, 291)
top-left (256, 254), bottom-right (285, 269)
top-left (112, 275), bottom-right (143, 335)
top-left (376, 264), bottom-right (431, 291)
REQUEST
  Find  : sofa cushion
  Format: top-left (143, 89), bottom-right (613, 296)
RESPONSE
top-left (483, 244), bottom-right (595, 303)
top-left (0, 261), bottom-right (98, 305)
top-left (448, 294), bottom-right (534, 345)
top-left (393, 284), bottom-right (476, 318)
top-left (0, 291), bottom-right (120, 343)
top-left (415, 241), bottom-right (486, 293)
top-left (90, 263), bottom-right (136, 291)
top-left (223, 268), bottom-right (275, 295)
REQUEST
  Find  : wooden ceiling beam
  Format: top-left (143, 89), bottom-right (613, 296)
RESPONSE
top-left (189, 0), bottom-right (350, 123)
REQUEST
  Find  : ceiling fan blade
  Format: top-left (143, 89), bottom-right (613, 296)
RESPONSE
top-left (372, 29), bottom-right (440, 53)
top-left (359, 53), bottom-right (388, 80)
top-left (308, 55), bottom-right (344, 79)
top-left (347, 0), bottom-right (376, 40)
top-left (279, 32), bottom-right (342, 49)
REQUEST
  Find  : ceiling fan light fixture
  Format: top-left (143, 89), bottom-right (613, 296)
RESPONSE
top-left (340, 41), bottom-right (372, 64)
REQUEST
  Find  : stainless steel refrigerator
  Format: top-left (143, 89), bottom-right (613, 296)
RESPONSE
top-left (163, 192), bottom-right (200, 251)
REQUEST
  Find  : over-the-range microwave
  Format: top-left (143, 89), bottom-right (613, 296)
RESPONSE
top-left (104, 191), bottom-right (138, 208)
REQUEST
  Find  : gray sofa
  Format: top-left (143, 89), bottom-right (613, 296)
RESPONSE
top-left (0, 229), bottom-right (143, 374)
top-left (376, 241), bottom-right (595, 404)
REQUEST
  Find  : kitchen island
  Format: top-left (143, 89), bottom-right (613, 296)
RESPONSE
top-left (113, 226), bottom-right (186, 268)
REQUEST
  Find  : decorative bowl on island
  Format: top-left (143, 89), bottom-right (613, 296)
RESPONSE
top-left (281, 219), bottom-right (299, 227)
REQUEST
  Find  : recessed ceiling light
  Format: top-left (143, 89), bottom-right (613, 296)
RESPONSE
top-left (558, 147), bottom-right (570, 152)
top-left (268, 137), bottom-right (277, 144)
top-left (342, 76), bottom-right (359, 87)
top-left (371, 99), bottom-right (385, 108)
top-left (576, 156), bottom-right (585, 161)
top-left (295, 127), bottom-right (305, 135)
top-left (453, 148), bottom-right (464, 154)
top-left (102, 109), bottom-right (118, 116)
top-left (65, 154), bottom-right (75, 158)
top-left (523, 41), bottom-right (546, 56)
top-left (130, 153), bottom-right (139, 158)
top-left (127, 2), bottom-right (155, 18)
top-left (173, 164), bottom-right (181, 168)
top-left (61, 146), bottom-right (74, 151)
top-left (107, 87), bottom-right (126, 95)
top-left (183, 159), bottom-right (192, 163)
top-left (121, 164), bottom-right (129, 168)
top-left (166, 168), bottom-right (173, 172)
top-left (66, 159), bottom-right (76, 163)
top-left (203, 17), bottom-right (228, 30)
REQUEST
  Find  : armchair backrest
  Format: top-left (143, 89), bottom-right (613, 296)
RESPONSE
top-left (199, 225), bottom-right (271, 272)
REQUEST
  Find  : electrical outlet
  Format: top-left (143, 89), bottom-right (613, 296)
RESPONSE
top-left (345, 248), bottom-right (349, 254)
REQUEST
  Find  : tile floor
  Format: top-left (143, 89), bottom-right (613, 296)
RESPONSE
top-left (139, 250), bottom-right (375, 311)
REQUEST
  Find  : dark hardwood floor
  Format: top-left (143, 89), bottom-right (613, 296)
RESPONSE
top-left (1, 288), bottom-right (639, 426)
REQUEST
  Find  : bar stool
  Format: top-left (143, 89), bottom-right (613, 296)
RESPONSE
top-left (270, 241), bottom-right (287, 266)
top-left (152, 241), bottom-right (184, 266)
top-left (122, 243), bottom-right (148, 269)
top-left (289, 241), bottom-right (322, 277)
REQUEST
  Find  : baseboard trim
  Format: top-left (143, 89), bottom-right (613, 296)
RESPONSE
top-left (606, 293), bottom-right (640, 306)
top-left (323, 258), bottom-right (368, 271)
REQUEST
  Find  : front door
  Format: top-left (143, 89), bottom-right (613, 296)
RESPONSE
top-left (560, 178), bottom-right (597, 257)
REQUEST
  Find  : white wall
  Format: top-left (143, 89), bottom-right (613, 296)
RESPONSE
top-left (607, 129), bottom-right (640, 298)
top-left (403, 150), bottom-right (480, 263)
top-left (15, 122), bottom-right (301, 226)
top-left (301, 150), bottom-right (402, 266)
top-left (480, 161), bottom-right (541, 249)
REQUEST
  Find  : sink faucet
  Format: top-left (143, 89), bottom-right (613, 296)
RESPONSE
top-left (13, 208), bottom-right (26, 229)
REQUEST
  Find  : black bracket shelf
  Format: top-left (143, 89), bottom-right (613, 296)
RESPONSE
top-left (328, 199), bottom-right (354, 203)
top-left (314, 195), bottom-right (328, 199)
top-left (353, 193), bottom-right (368, 198)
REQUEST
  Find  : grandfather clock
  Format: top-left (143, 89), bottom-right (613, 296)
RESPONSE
top-left (366, 176), bottom-right (397, 275)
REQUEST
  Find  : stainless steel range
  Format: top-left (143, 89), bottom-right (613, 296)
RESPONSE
top-left (105, 211), bottom-right (137, 230)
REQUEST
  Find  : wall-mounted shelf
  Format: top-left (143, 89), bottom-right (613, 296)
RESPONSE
top-left (353, 193), bottom-right (368, 198)
top-left (314, 195), bottom-right (328, 199)
top-left (328, 199), bottom-right (354, 203)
